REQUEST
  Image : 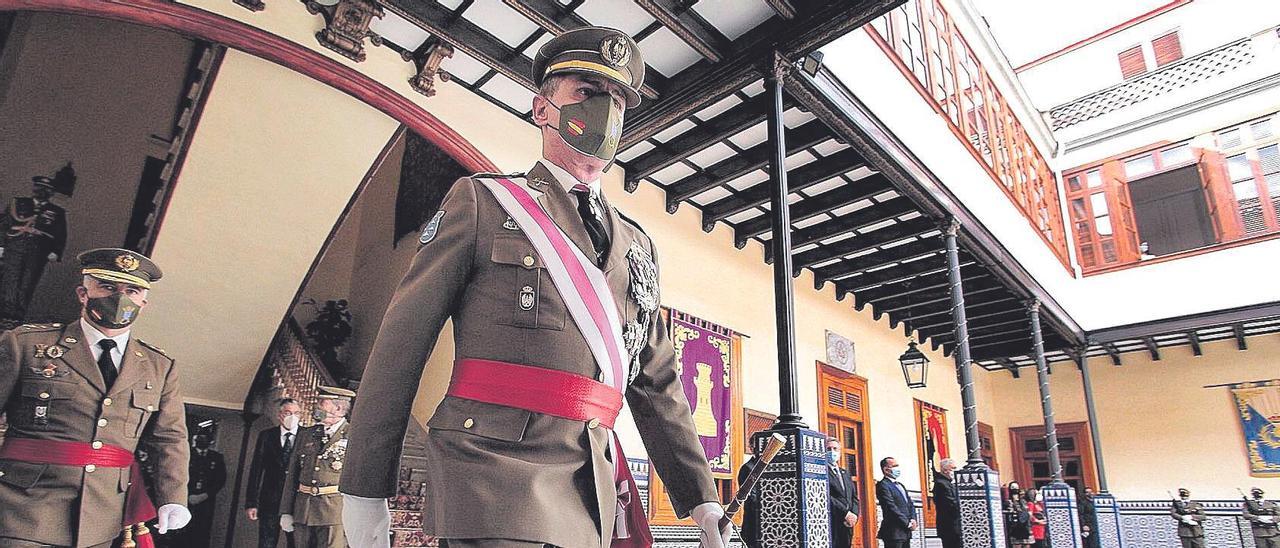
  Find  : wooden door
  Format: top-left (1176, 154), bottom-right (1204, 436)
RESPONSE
top-left (1009, 422), bottom-right (1098, 495)
top-left (819, 364), bottom-right (874, 548)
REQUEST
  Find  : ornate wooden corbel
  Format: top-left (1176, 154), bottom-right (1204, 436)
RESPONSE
top-left (406, 39), bottom-right (454, 97)
top-left (306, 0), bottom-right (384, 62)
top-left (233, 0), bottom-right (265, 12)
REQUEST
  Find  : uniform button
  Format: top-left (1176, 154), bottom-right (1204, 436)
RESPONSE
top-left (522, 255), bottom-right (535, 267)
top-left (85, 465), bottom-right (96, 473)
top-left (587, 418), bottom-right (601, 429)
top-left (98, 419), bottom-right (108, 427)
top-left (92, 441), bottom-right (103, 450)
top-left (462, 418), bottom-right (475, 429)
top-left (38, 392), bottom-right (50, 400)
top-left (146, 405), bottom-right (155, 412)
top-left (314, 467), bottom-right (320, 471)
top-left (103, 398), bottom-right (113, 406)
top-left (311, 479), bottom-right (317, 484)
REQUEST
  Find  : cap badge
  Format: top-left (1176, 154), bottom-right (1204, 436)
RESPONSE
top-left (115, 254), bottom-right (140, 272)
top-left (600, 36), bottom-right (631, 67)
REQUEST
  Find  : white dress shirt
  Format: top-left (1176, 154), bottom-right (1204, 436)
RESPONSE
top-left (323, 418), bottom-right (347, 437)
top-left (540, 158), bottom-right (601, 195)
top-left (280, 425), bottom-right (298, 446)
top-left (80, 318), bottom-right (129, 370)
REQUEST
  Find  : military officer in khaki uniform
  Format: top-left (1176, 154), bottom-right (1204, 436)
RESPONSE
top-left (1244, 487), bottom-right (1280, 548)
top-left (1170, 488), bottom-right (1207, 548)
top-left (0, 248), bottom-right (190, 547)
top-left (340, 26), bottom-right (729, 548)
top-left (281, 387), bottom-right (354, 548)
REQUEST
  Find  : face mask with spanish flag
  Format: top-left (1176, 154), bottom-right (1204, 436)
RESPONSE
top-left (550, 93), bottom-right (625, 163)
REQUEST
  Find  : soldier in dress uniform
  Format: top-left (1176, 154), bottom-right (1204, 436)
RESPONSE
top-left (0, 175), bottom-right (69, 324)
top-left (340, 26), bottom-right (730, 548)
top-left (1244, 487), bottom-right (1280, 548)
top-left (0, 247), bottom-right (190, 547)
top-left (1170, 487), bottom-right (1207, 548)
top-left (280, 387), bottom-right (354, 548)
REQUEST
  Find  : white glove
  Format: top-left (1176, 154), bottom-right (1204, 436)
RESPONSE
top-left (691, 502), bottom-right (731, 548)
top-left (1260, 516), bottom-right (1275, 524)
top-left (0, 247), bottom-right (5, 258)
top-left (1181, 516), bottom-right (1196, 525)
top-left (46, 252), bottom-right (57, 261)
top-left (156, 504), bottom-right (191, 534)
top-left (342, 493), bottom-right (391, 548)
top-left (280, 514), bottom-right (295, 533)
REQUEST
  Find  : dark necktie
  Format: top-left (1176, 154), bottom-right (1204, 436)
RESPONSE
top-left (571, 185), bottom-right (610, 266)
top-left (282, 432), bottom-right (294, 463)
top-left (97, 339), bottom-right (118, 389)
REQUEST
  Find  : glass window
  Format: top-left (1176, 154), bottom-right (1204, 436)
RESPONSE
top-left (1090, 193), bottom-right (1109, 215)
top-left (1220, 128), bottom-right (1244, 150)
top-left (1251, 118), bottom-right (1274, 141)
top-left (1161, 144), bottom-right (1194, 166)
top-left (1227, 153), bottom-right (1254, 181)
top-left (1086, 170), bottom-right (1102, 188)
top-left (1235, 180), bottom-right (1259, 200)
top-left (1259, 144), bottom-right (1279, 175)
top-left (1095, 215), bottom-right (1113, 235)
top-left (1125, 154), bottom-right (1156, 177)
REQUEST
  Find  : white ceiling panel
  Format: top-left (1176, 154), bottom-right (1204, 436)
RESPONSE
top-left (576, 0), bottom-right (656, 36)
top-left (741, 79), bottom-right (766, 96)
top-left (801, 177), bottom-right (845, 196)
top-left (617, 140), bottom-right (656, 163)
top-left (693, 94), bottom-right (743, 121)
top-left (690, 185), bottom-right (733, 205)
top-left (725, 208), bottom-right (765, 224)
top-left (479, 74), bottom-right (537, 112)
top-left (443, 50), bottom-right (491, 85)
top-left (651, 119), bottom-right (697, 142)
top-left (786, 150), bottom-right (816, 169)
top-left (812, 139), bottom-right (850, 157)
top-left (687, 142), bottom-right (736, 168)
top-left (783, 108), bottom-right (816, 128)
top-left (794, 215), bottom-right (829, 229)
top-left (371, 11), bottom-right (432, 50)
top-left (692, 0), bottom-right (775, 40)
top-left (639, 27), bottom-right (702, 76)
top-left (464, 0), bottom-right (540, 48)
top-left (728, 122), bottom-right (767, 149)
top-left (438, 0), bottom-right (465, 9)
top-left (726, 170), bottom-right (769, 190)
top-left (650, 161), bottom-right (697, 185)
top-left (521, 32), bottom-right (555, 57)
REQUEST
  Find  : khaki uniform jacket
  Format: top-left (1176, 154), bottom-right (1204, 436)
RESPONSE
top-left (281, 422), bottom-right (349, 526)
top-left (1171, 500), bottom-right (1206, 538)
top-left (0, 321), bottom-right (188, 546)
top-left (1245, 499), bottom-right (1280, 538)
top-left (340, 163), bottom-right (719, 548)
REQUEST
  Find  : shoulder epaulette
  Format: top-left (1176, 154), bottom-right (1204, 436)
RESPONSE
top-left (472, 172), bottom-right (526, 180)
top-left (135, 338), bottom-right (170, 358)
top-left (616, 210), bottom-right (647, 235)
top-left (17, 322), bottom-right (63, 332)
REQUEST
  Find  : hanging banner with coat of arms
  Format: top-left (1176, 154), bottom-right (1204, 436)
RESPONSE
top-left (1228, 379), bottom-right (1280, 477)
top-left (669, 309), bottom-right (738, 476)
top-left (915, 399), bottom-right (950, 528)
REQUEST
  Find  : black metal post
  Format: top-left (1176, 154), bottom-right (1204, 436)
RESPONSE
top-left (943, 219), bottom-right (983, 467)
top-left (1077, 346), bottom-right (1110, 491)
top-left (1028, 300), bottom-right (1064, 483)
top-left (766, 52), bottom-right (805, 429)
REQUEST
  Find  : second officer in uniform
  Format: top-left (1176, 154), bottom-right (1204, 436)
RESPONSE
top-left (1244, 487), bottom-right (1280, 548)
top-left (280, 387), bottom-right (355, 548)
top-left (1170, 488), bottom-right (1207, 548)
top-left (0, 248), bottom-right (191, 547)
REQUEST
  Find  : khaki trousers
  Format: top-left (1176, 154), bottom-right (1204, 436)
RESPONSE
top-left (1178, 536), bottom-right (1204, 548)
top-left (295, 523), bottom-right (346, 548)
top-left (1254, 535), bottom-right (1279, 548)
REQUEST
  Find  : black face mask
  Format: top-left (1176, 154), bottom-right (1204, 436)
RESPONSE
top-left (85, 292), bottom-right (141, 329)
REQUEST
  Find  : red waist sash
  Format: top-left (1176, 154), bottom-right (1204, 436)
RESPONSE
top-left (448, 358), bottom-right (624, 428)
top-left (446, 358), bottom-right (652, 547)
top-left (0, 438), bottom-right (157, 543)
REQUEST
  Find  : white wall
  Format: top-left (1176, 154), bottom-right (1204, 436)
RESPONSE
top-left (1017, 1), bottom-right (1280, 110)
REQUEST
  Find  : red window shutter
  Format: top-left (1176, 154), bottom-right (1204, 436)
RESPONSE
top-left (1117, 46), bottom-right (1147, 79)
top-left (1153, 32), bottom-right (1183, 67)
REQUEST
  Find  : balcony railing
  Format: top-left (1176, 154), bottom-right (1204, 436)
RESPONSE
top-left (1049, 36), bottom-right (1256, 131)
top-left (256, 317), bottom-right (336, 425)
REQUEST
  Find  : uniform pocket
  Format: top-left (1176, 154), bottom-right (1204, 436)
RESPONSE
top-left (490, 236), bottom-right (565, 331)
top-left (427, 396), bottom-right (532, 443)
top-left (17, 381), bottom-right (74, 430)
top-left (128, 389), bottom-right (161, 438)
top-left (0, 460), bottom-right (48, 490)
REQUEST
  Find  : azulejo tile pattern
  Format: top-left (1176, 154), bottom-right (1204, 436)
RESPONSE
top-left (1092, 493), bottom-right (1123, 548)
top-left (1117, 499), bottom-right (1258, 548)
top-left (1043, 483), bottom-right (1083, 548)
top-left (955, 466), bottom-right (1005, 548)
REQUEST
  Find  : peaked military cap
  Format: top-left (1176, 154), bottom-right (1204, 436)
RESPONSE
top-left (1178, 488), bottom-right (1191, 496)
top-left (78, 248), bottom-right (163, 289)
top-left (32, 175), bottom-right (54, 188)
top-left (533, 26), bottom-right (645, 108)
top-left (317, 385), bottom-right (356, 401)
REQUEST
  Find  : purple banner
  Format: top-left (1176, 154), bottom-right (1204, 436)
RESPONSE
top-left (670, 311), bottom-right (735, 475)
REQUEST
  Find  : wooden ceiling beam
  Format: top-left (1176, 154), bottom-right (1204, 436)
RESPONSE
top-left (784, 197), bottom-right (917, 251)
top-left (763, 0), bottom-right (797, 19)
top-left (851, 261), bottom-right (986, 306)
top-left (702, 149), bottom-right (866, 229)
top-left (1188, 331), bottom-right (1203, 356)
top-left (384, 0), bottom-right (537, 91)
top-left (1142, 336), bottom-right (1161, 361)
top-left (913, 301), bottom-right (1021, 332)
top-left (1233, 324), bottom-right (1248, 350)
top-left (663, 119), bottom-right (831, 209)
top-left (633, 0), bottom-right (731, 62)
top-left (811, 238), bottom-right (941, 282)
top-left (622, 94), bottom-right (785, 183)
top-left (736, 173), bottom-right (894, 243)
top-left (1103, 343), bottom-right (1122, 365)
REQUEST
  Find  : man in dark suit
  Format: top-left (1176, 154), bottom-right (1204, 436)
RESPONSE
top-left (932, 458), bottom-right (962, 548)
top-left (876, 456), bottom-right (916, 548)
top-left (0, 175), bottom-right (68, 323)
top-left (246, 398), bottom-right (303, 548)
top-left (827, 438), bottom-right (860, 548)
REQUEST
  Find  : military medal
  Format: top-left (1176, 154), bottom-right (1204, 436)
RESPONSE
top-left (33, 404), bottom-right (48, 426)
top-left (503, 217), bottom-right (520, 230)
top-left (622, 321), bottom-right (645, 384)
top-left (40, 363), bottom-right (58, 378)
top-left (34, 344), bottom-right (47, 358)
top-left (519, 285), bottom-right (536, 311)
top-left (331, 460), bottom-right (343, 472)
top-left (44, 345), bottom-right (65, 359)
top-left (626, 242), bottom-right (659, 315)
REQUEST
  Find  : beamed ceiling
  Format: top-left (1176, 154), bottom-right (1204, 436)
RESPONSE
top-left (364, 0), bottom-right (1098, 372)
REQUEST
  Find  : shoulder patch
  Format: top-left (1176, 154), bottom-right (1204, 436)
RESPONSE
top-left (419, 210), bottom-right (445, 245)
top-left (17, 323), bottom-right (62, 332)
top-left (135, 338), bottom-right (170, 358)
